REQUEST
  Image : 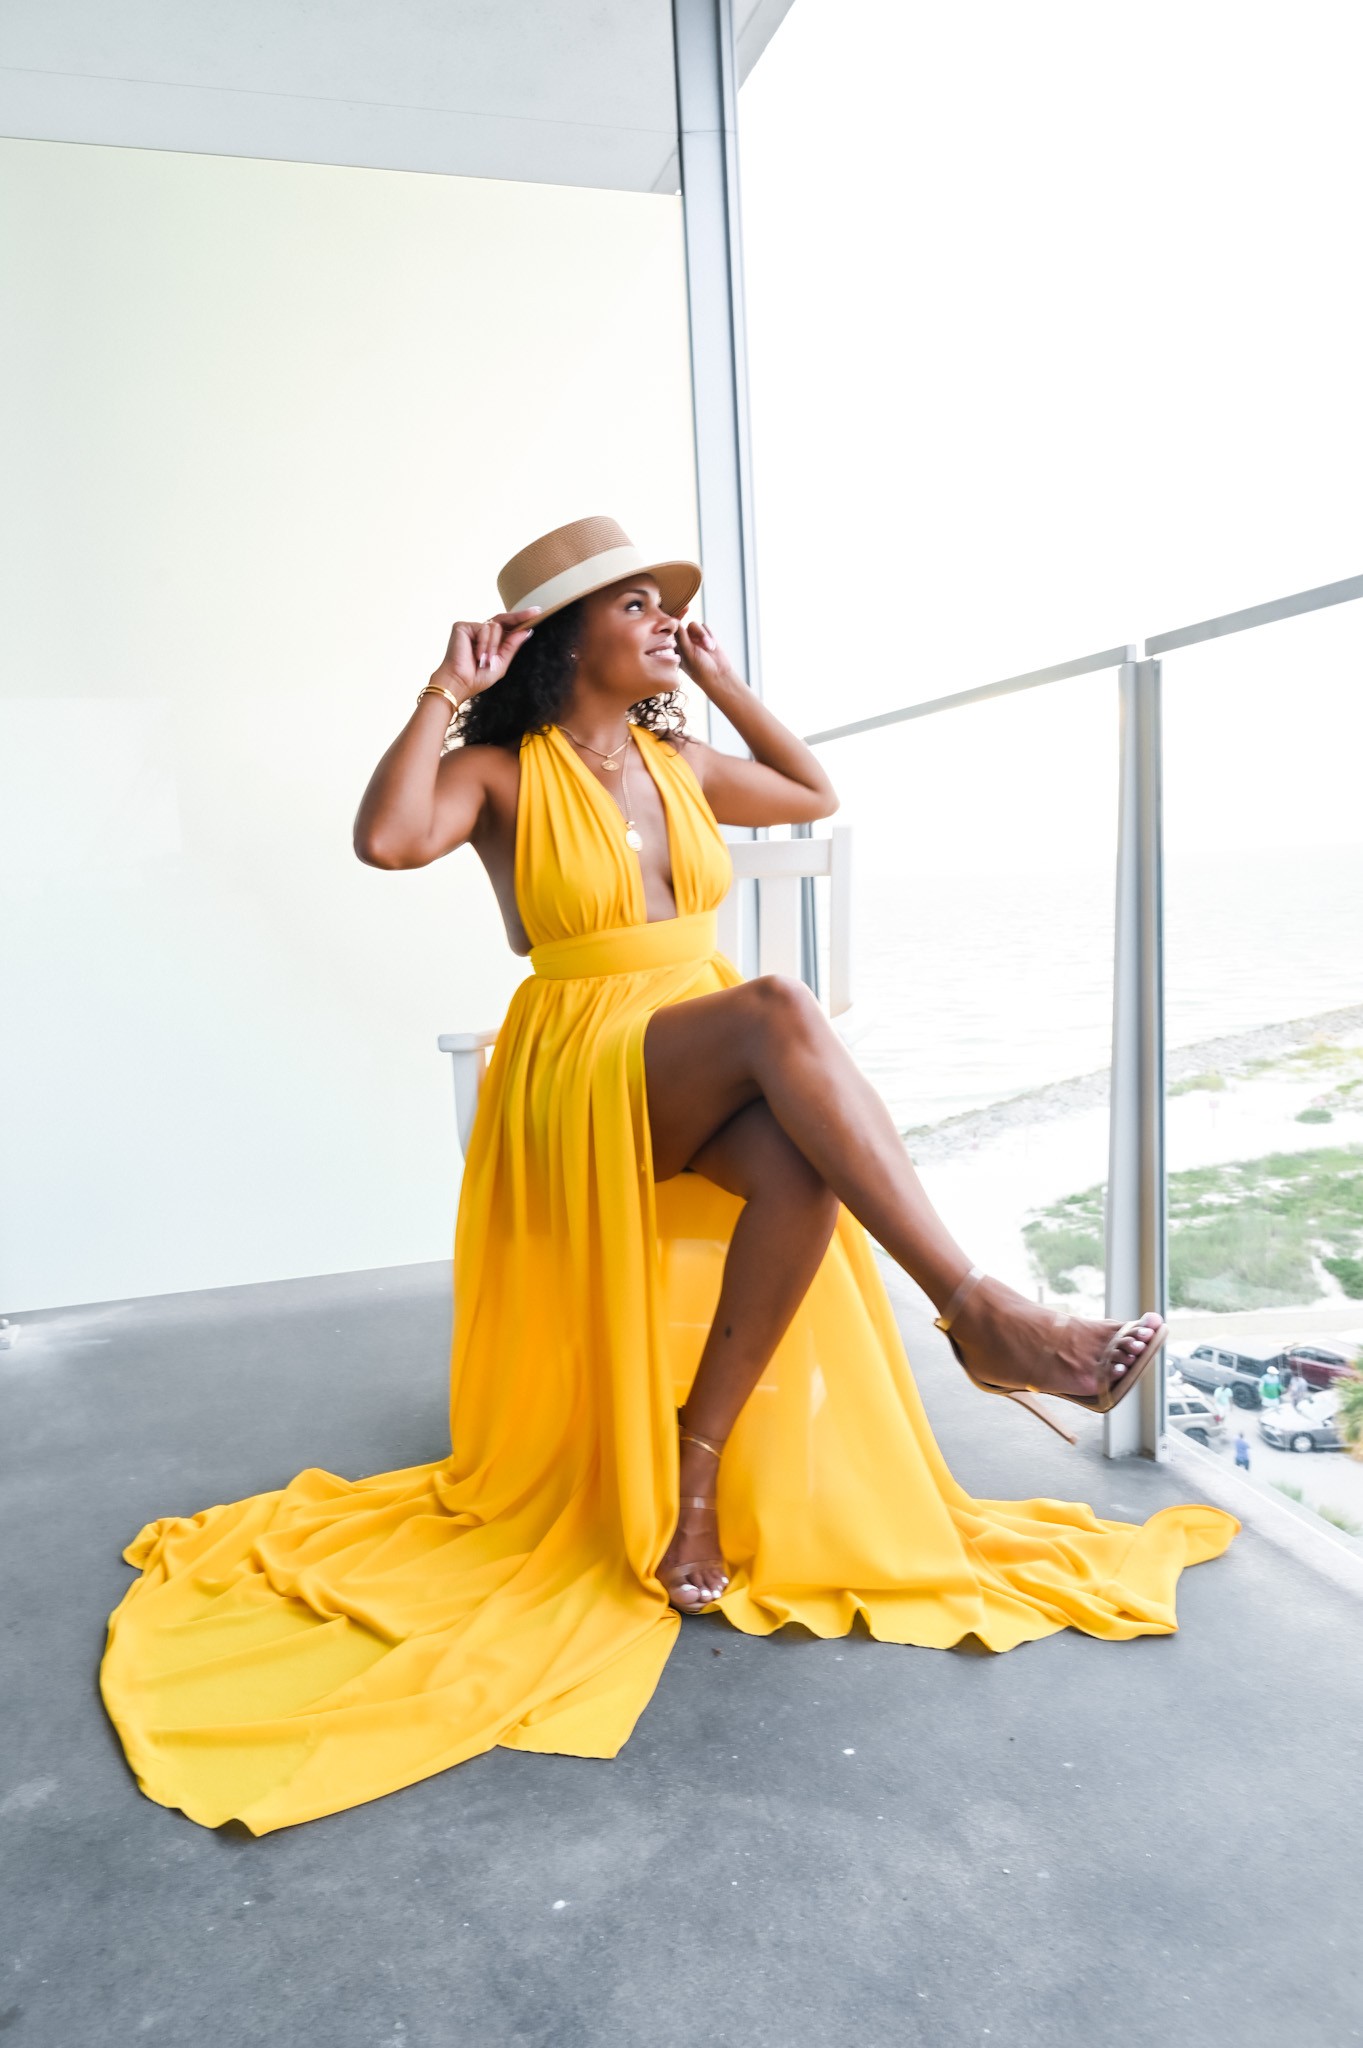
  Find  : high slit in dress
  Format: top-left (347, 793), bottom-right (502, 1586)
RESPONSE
top-left (99, 721), bottom-right (1238, 1833)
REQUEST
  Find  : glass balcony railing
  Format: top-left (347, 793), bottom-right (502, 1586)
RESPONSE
top-left (1157, 600), bottom-right (1363, 1531)
top-left (804, 670), bottom-right (1118, 1317)
top-left (801, 574), bottom-right (1363, 1515)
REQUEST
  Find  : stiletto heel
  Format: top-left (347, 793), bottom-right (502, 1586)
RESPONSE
top-left (1001, 1388), bottom-right (1079, 1445)
top-left (934, 1264), bottom-right (1168, 1443)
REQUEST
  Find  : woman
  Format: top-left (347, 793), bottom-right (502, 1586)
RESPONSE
top-left (100, 517), bottom-right (1236, 1835)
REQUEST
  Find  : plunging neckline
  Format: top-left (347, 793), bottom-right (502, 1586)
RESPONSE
top-left (548, 723), bottom-right (681, 927)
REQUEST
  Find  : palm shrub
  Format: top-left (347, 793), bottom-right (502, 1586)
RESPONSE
top-left (1336, 1364), bottom-right (1363, 1460)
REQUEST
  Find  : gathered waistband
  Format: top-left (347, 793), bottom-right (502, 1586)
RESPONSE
top-left (530, 910), bottom-right (718, 980)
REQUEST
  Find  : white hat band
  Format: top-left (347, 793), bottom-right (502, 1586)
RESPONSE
top-left (511, 546), bottom-right (648, 617)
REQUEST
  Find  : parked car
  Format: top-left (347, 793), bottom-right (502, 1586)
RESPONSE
top-left (1173, 1344), bottom-right (1274, 1408)
top-left (1258, 1409), bottom-right (1345, 1454)
top-left (1265, 1344), bottom-right (1355, 1393)
top-left (1166, 1391), bottom-right (1225, 1447)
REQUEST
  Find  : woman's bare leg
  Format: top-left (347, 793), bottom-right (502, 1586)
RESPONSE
top-left (644, 976), bottom-right (1158, 1404)
top-left (656, 1099), bottom-right (839, 1610)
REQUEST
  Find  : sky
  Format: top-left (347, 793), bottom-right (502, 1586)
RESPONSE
top-left (735, 0), bottom-right (1363, 875)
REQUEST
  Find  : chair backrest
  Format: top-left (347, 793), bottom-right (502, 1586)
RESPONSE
top-left (717, 826), bottom-right (851, 1015)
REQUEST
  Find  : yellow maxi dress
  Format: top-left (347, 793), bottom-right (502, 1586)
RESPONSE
top-left (100, 722), bottom-right (1238, 1833)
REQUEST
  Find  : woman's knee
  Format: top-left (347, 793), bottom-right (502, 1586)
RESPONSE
top-left (743, 974), bottom-right (827, 1058)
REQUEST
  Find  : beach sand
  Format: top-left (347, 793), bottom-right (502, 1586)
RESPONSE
top-left (899, 1003), bottom-right (1363, 1348)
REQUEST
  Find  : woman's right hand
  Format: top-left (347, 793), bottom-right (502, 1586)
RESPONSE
top-left (433, 608), bottom-right (541, 702)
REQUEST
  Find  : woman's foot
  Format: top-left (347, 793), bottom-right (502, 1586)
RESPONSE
top-left (657, 1424), bottom-right (730, 1614)
top-left (940, 1267), bottom-right (1165, 1413)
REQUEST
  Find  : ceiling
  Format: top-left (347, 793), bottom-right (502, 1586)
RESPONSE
top-left (0, 0), bottom-right (795, 191)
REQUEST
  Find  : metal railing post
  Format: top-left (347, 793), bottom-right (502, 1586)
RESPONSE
top-left (1104, 658), bottom-right (1168, 1458)
top-left (672, 0), bottom-right (762, 974)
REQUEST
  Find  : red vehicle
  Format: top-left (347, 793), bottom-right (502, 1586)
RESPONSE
top-left (1269, 1344), bottom-right (1356, 1392)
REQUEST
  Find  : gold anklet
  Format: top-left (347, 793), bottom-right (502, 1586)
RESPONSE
top-left (679, 1427), bottom-right (725, 1459)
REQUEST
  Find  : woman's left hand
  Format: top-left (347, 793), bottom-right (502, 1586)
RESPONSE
top-left (676, 619), bottom-right (740, 696)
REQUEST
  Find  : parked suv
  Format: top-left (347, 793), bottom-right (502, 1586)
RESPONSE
top-left (1166, 1391), bottom-right (1224, 1447)
top-left (1174, 1344), bottom-right (1273, 1409)
top-left (1268, 1344), bottom-right (1355, 1393)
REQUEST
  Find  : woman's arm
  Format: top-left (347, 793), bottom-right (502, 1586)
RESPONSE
top-left (674, 622), bottom-right (838, 826)
top-left (353, 608), bottom-right (538, 869)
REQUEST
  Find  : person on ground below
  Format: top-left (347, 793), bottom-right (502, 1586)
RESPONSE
top-left (354, 527), bottom-right (1167, 1614)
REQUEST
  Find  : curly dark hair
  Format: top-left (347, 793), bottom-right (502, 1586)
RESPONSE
top-left (442, 601), bottom-right (689, 755)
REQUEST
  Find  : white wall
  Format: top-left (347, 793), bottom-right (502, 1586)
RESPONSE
top-left (0, 138), bottom-right (699, 1311)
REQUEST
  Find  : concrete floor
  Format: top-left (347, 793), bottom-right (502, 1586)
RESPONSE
top-left (3, 1257), bottom-right (1361, 2048)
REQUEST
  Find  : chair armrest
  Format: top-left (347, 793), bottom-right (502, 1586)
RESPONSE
top-left (437, 1028), bottom-right (499, 1156)
top-left (437, 1029), bottom-right (500, 1054)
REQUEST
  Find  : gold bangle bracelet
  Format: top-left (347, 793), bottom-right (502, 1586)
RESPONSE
top-left (418, 681), bottom-right (467, 715)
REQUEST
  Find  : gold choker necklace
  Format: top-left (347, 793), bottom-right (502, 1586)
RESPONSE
top-left (558, 722), bottom-right (630, 772)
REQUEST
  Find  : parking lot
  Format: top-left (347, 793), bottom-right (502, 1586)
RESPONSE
top-left (1168, 1371), bottom-right (1363, 1534)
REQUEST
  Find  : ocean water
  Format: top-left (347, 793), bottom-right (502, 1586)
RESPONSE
top-left (843, 843), bottom-right (1363, 1131)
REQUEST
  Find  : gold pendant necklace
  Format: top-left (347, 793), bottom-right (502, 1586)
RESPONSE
top-left (617, 740), bottom-right (644, 851)
top-left (560, 721), bottom-right (643, 848)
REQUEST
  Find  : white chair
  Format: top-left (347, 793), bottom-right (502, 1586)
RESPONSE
top-left (438, 827), bottom-right (857, 1157)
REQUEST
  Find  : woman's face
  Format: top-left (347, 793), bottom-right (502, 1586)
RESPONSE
top-left (576, 576), bottom-right (683, 696)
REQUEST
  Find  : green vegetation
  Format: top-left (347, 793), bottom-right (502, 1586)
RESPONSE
top-left (1024, 1144), bottom-right (1363, 1313)
top-left (1245, 1042), bottom-right (1363, 1119)
top-left (1335, 1369), bottom-right (1363, 1456)
top-left (1322, 1255), bottom-right (1363, 1299)
top-left (1245, 1041), bottom-right (1363, 1082)
top-left (1170, 1071), bottom-right (1227, 1097)
top-left (1022, 1193), bottom-right (1105, 1296)
top-left (1271, 1480), bottom-right (1362, 1538)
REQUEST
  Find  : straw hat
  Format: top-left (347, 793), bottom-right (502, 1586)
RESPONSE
top-left (496, 515), bottom-right (702, 627)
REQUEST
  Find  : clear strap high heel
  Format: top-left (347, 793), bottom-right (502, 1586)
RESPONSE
top-left (934, 1265), bottom-right (1169, 1445)
top-left (658, 1425), bottom-right (730, 1613)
